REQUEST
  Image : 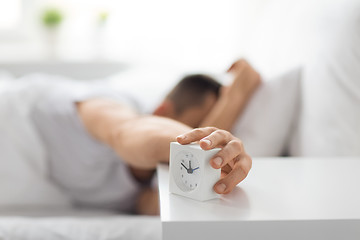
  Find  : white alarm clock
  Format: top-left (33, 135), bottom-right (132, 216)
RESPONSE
top-left (169, 142), bottom-right (221, 201)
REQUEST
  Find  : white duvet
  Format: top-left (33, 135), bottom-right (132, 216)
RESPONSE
top-left (0, 74), bottom-right (162, 240)
top-left (0, 74), bottom-right (72, 208)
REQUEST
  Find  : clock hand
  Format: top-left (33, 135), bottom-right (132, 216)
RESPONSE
top-left (193, 167), bottom-right (199, 171)
top-left (187, 160), bottom-right (193, 174)
top-left (181, 163), bottom-right (188, 170)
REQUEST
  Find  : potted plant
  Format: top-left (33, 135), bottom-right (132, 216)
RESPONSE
top-left (41, 8), bottom-right (63, 59)
top-left (95, 10), bottom-right (109, 59)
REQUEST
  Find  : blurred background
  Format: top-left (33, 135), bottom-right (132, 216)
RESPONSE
top-left (0, 0), bottom-right (332, 78)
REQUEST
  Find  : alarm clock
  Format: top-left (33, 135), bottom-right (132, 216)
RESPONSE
top-left (169, 142), bottom-right (221, 201)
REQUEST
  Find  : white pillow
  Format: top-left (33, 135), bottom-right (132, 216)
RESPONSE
top-left (232, 68), bottom-right (301, 157)
top-left (289, 0), bottom-right (360, 156)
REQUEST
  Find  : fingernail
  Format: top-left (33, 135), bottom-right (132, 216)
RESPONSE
top-left (213, 157), bottom-right (223, 167)
top-left (202, 139), bottom-right (211, 146)
top-left (177, 135), bottom-right (186, 140)
top-left (216, 183), bottom-right (226, 193)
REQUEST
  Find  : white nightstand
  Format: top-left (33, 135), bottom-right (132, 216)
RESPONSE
top-left (157, 158), bottom-right (360, 240)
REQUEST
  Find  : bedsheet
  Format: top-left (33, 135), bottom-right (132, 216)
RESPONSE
top-left (0, 215), bottom-right (161, 240)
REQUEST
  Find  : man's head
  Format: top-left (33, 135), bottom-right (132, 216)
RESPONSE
top-left (153, 74), bottom-right (222, 128)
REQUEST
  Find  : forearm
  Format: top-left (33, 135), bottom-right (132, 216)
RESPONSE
top-left (200, 95), bottom-right (247, 131)
top-left (201, 60), bottom-right (261, 131)
top-left (77, 99), bottom-right (191, 169)
top-left (109, 116), bottom-right (191, 168)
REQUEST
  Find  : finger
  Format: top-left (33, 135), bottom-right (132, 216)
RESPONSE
top-left (199, 129), bottom-right (233, 150)
top-left (213, 154), bottom-right (252, 194)
top-left (221, 170), bottom-right (228, 178)
top-left (220, 164), bottom-right (232, 178)
top-left (176, 127), bottom-right (217, 145)
top-left (209, 139), bottom-right (243, 169)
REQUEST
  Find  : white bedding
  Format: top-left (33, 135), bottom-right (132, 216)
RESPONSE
top-left (0, 75), bottom-right (73, 208)
top-left (288, 0), bottom-right (360, 156)
top-left (243, 0), bottom-right (360, 156)
top-left (0, 215), bottom-right (161, 240)
top-left (232, 68), bottom-right (301, 156)
top-left (0, 74), bottom-right (162, 240)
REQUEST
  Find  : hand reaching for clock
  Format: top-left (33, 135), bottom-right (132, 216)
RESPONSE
top-left (176, 127), bottom-right (252, 194)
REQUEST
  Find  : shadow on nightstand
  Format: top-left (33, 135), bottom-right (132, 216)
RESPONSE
top-left (215, 186), bottom-right (251, 217)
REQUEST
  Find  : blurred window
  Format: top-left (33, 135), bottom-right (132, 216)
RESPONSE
top-left (0, 0), bottom-right (22, 30)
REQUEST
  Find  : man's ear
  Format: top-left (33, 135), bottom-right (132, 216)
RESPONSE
top-left (153, 100), bottom-right (176, 117)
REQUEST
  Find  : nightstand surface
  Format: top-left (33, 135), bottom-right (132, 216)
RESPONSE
top-left (158, 157), bottom-right (360, 240)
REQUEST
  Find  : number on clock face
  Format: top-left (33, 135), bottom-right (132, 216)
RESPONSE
top-left (179, 152), bottom-right (200, 191)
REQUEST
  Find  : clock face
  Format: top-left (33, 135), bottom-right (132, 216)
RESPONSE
top-left (175, 151), bottom-right (201, 192)
top-left (170, 142), bottom-right (221, 201)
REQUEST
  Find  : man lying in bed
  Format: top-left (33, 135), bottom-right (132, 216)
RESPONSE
top-left (30, 59), bottom-right (261, 215)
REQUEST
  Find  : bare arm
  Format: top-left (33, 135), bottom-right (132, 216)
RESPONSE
top-left (77, 99), bottom-right (191, 169)
top-left (77, 99), bottom-right (253, 215)
top-left (200, 59), bottom-right (261, 130)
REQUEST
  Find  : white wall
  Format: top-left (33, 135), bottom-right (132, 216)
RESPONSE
top-left (0, 0), bottom-right (344, 76)
top-left (0, 0), bottom-right (270, 72)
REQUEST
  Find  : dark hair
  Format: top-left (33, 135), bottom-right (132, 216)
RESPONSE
top-left (166, 74), bottom-right (222, 115)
